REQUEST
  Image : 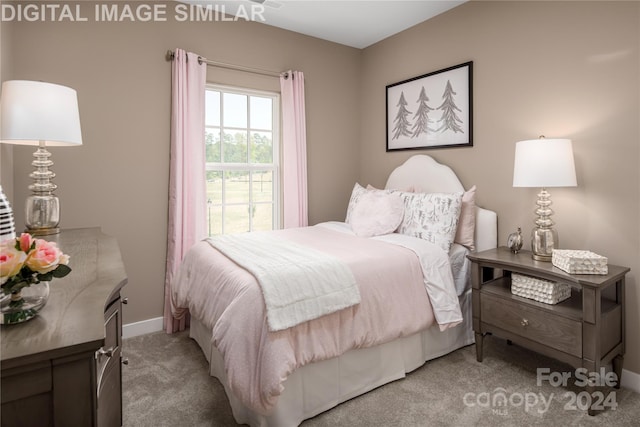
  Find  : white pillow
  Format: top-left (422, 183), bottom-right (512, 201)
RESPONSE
top-left (349, 192), bottom-right (405, 237)
top-left (345, 183), bottom-right (368, 223)
top-left (395, 191), bottom-right (463, 253)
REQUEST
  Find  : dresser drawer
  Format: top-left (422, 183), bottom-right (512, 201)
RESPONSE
top-left (96, 298), bottom-right (121, 392)
top-left (481, 293), bottom-right (582, 357)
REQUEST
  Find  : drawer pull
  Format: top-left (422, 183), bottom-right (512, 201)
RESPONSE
top-left (521, 318), bottom-right (529, 327)
top-left (122, 297), bottom-right (129, 305)
top-left (122, 358), bottom-right (129, 366)
top-left (97, 347), bottom-right (114, 358)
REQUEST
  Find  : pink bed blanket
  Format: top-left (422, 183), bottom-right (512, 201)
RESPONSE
top-left (171, 223), bottom-right (456, 415)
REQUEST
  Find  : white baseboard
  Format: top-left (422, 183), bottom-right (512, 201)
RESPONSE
top-left (123, 316), bottom-right (164, 339)
top-left (621, 368), bottom-right (640, 393)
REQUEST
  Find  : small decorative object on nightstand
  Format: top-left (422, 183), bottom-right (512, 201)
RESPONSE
top-left (510, 273), bottom-right (571, 305)
top-left (507, 227), bottom-right (523, 253)
top-left (468, 247), bottom-right (629, 415)
top-left (552, 249), bottom-right (608, 275)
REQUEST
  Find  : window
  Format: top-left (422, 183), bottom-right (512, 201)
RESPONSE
top-left (205, 85), bottom-right (280, 235)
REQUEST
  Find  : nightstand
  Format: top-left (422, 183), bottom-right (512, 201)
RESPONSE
top-left (467, 247), bottom-right (629, 412)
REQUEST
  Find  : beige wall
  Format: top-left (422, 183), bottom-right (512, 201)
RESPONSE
top-left (6, 2), bottom-right (361, 324)
top-left (359, 1), bottom-right (640, 373)
top-left (0, 19), bottom-right (14, 200)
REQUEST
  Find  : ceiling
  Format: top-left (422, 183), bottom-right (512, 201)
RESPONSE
top-left (188, 1), bottom-right (466, 49)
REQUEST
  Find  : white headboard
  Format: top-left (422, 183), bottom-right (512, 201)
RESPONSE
top-left (385, 155), bottom-right (498, 252)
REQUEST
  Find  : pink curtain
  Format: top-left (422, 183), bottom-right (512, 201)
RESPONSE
top-left (280, 71), bottom-right (308, 228)
top-left (163, 49), bottom-right (207, 333)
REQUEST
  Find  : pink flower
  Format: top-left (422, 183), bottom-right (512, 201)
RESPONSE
top-left (0, 240), bottom-right (27, 285)
top-left (19, 233), bottom-right (33, 253)
top-left (25, 239), bottom-right (65, 274)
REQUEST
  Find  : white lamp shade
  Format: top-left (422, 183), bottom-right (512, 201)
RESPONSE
top-left (513, 138), bottom-right (577, 187)
top-left (1, 80), bottom-right (82, 146)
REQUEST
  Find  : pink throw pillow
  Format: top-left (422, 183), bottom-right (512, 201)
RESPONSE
top-left (454, 186), bottom-right (476, 250)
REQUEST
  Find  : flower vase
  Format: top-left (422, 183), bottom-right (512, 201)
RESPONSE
top-left (1, 281), bottom-right (50, 325)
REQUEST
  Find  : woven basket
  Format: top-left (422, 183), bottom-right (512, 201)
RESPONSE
top-left (511, 273), bottom-right (571, 305)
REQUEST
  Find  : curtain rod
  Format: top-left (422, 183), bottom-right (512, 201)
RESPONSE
top-left (166, 50), bottom-right (287, 79)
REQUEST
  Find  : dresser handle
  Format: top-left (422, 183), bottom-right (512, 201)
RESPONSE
top-left (97, 347), bottom-right (114, 358)
top-left (122, 297), bottom-right (129, 305)
top-left (122, 357), bottom-right (129, 366)
top-left (521, 318), bottom-right (529, 327)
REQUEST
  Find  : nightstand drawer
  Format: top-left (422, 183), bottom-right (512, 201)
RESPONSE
top-left (481, 293), bottom-right (582, 357)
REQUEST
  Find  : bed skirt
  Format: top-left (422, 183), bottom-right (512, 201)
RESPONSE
top-left (190, 288), bottom-right (474, 427)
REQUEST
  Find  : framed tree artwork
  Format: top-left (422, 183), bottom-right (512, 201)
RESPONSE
top-left (386, 61), bottom-right (473, 151)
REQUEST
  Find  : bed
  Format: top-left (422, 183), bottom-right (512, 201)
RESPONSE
top-left (171, 155), bottom-right (497, 426)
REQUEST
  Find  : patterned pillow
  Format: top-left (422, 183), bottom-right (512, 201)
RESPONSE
top-left (345, 183), bottom-right (368, 223)
top-left (395, 191), bottom-right (463, 253)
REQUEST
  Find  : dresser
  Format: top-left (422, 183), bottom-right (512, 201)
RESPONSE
top-left (1, 228), bottom-right (128, 427)
top-left (468, 247), bottom-right (629, 414)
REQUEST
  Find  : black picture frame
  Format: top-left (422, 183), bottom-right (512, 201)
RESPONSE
top-left (386, 61), bottom-right (473, 151)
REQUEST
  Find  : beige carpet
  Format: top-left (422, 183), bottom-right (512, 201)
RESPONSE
top-left (123, 331), bottom-right (640, 426)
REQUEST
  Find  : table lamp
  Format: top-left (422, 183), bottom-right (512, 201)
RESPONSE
top-left (0, 80), bottom-right (83, 235)
top-left (513, 136), bottom-right (577, 261)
